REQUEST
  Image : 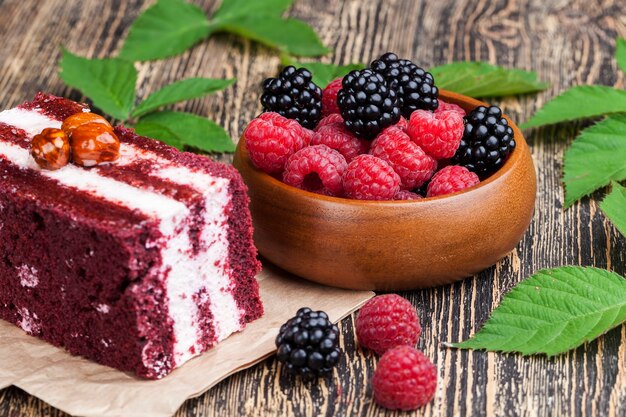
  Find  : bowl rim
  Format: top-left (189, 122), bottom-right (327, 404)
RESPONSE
top-left (236, 89), bottom-right (527, 206)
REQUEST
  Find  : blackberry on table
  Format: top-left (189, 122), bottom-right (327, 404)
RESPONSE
top-left (370, 52), bottom-right (439, 117)
top-left (452, 105), bottom-right (516, 176)
top-left (275, 307), bottom-right (341, 381)
top-left (261, 66), bottom-right (323, 129)
top-left (337, 69), bottom-right (401, 140)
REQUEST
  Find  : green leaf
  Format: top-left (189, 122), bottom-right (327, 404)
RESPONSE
top-left (286, 61), bottom-right (362, 87)
top-left (59, 49), bottom-right (136, 120)
top-left (616, 38), bottom-right (626, 74)
top-left (521, 86), bottom-right (626, 129)
top-left (131, 78), bottom-right (235, 118)
top-left (119, 0), bottom-right (211, 62)
top-left (213, 15), bottom-right (329, 57)
top-left (562, 115), bottom-right (626, 206)
top-left (429, 62), bottom-right (549, 98)
top-left (448, 267), bottom-right (626, 356)
top-left (600, 182), bottom-right (626, 237)
top-left (135, 111), bottom-right (235, 153)
top-left (213, 0), bottom-right (293, 20)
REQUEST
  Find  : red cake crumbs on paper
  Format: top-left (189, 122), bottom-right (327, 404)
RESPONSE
top-left (0, 93), bottom-right (263, 379)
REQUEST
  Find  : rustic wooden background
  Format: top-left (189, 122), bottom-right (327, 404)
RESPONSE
top-left (0, 0), bottom-right (625, 416)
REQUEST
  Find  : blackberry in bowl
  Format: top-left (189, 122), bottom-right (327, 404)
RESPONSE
top-left (370, 52), bottom-right (439, 116)
top-left (261, 66), bottom-right (323, 129)
top-left (337, 69), bottom-right (401, 139)
top-left (452, 105), bottom-right (516, 177)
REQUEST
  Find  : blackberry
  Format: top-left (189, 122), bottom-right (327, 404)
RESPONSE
top-left (452, 105), bottom-right (516, 176)
top-left (261, 66), bottom-right (323, 129)
top-left (337, 69), bottom-right (401, 140)
top-left (275, 307), bottom-right (341, 381)
top-left (370, 52), bottom-right (439, 117)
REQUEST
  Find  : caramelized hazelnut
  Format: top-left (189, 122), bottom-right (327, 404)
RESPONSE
top-left (31, 128), bottom-right (71, 170)
top-left (70, 123), bottom-right (120, 167)
top-left (61, 112), bottom-right (112, 137)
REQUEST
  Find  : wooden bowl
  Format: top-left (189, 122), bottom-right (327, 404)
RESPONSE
top-left (233, 90), bottom-right (536, 290)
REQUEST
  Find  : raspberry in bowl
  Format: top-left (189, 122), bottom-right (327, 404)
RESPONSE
top-left (233, 57), bottom-right (536, 290)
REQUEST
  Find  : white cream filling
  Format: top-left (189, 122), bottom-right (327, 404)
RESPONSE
top-left (0, 107), bottom-right (243, 371)
top-left (157, 166), bottom-right (242, 344)
top-left (110, 141), bottom-right (244, 361)
top-left (0, 108), bottom-right (64, 137)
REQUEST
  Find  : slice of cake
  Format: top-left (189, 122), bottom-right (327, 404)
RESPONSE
top-left (0, 93), bottom-right (263, 379)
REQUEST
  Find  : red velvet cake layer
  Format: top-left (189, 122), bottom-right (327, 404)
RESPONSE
top-left (0, 94), bottom-right (263, 379)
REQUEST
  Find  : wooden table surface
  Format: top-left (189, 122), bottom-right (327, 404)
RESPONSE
top-left (0, 0), bottom-right (625, 416)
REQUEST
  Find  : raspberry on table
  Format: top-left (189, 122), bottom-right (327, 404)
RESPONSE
top-left (370, 52), bottom-right (439, 116)
top-left (337, 69), bottom-right (401, 140)
top-left (275, 308), bottom-right (341, 381)
top-left (394, 190), bottom-right (422, 200)
top-left (372, 345), bottom-right (437, 410)
top-left (407, 109), bottom-right (464, 160)
top-left (283, 145), bottom-right (348, 196)
top-left (436, 100), bottom-right (465, 116)
top-left (243, 112), bottom-right (309, 174)
top-left (355, 294), bottom-right (421, 355)
top-left (261, 66), bottom-right (323, 129)
top-left (452, 105), bottom-right (516, 176)
top-left (426, 165), bottom-right (479, 197)
top-left (370, 127), bottom-right (436, 189)
top-left (321, 77), bottom-right (343, 117)
top-left (343, 155), bottom-right (400, 200)
top-left (312, 115), bottom-right (370, 162)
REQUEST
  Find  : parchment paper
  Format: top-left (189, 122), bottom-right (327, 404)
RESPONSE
top-left (0, 262), bottom-right (373, 417)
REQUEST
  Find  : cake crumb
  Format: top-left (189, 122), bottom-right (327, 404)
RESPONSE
top-left (96, 303), bottom-right (111, 314)
top-left (17, 264), bottom-right (39, 288)
top-left (18, 307), bottom-right (41, 335)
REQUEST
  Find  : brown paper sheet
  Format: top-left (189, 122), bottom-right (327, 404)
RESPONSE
top-left (0, 262), bottom-right (373, 417)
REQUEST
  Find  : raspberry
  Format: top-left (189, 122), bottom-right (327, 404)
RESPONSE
top-left (321, 77), bottom-right (343, 117)
top-left (283, 145), bottom-right (348, 196)
top-left (312, 116), bottom-right (369, 162)
top-left (243, 112), bottom-right (309, 174)
top-left (356, 294), bottom-right (421, 355)
top-left (426, 165), bottom-right (479, 197)
top-left (379, 116), bottom-right (408, 136)
top-left (370, 127), bottom-right (436, 189)
top-left (343, 155), bottom-right (400, 200)
top-left (394, 116), bottom-right (409, 131)
top-left (435, 100), bottom-right (465, 116)
top-left (302, 127), bottom-right (316, 144)
top-left (315, 113), bottom-right (344, 130)
top-left (394, 190), bottom-right (422, 200)
top-left (407, 109), bottom-right (464, 160)
top-left (373, 346), bottom-right (437, 410)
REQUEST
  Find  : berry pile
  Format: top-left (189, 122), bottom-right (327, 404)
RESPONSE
top-left (245, 55), bottom-right (516, 199)
top-left (276, 295), bottom-right (436, 411)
